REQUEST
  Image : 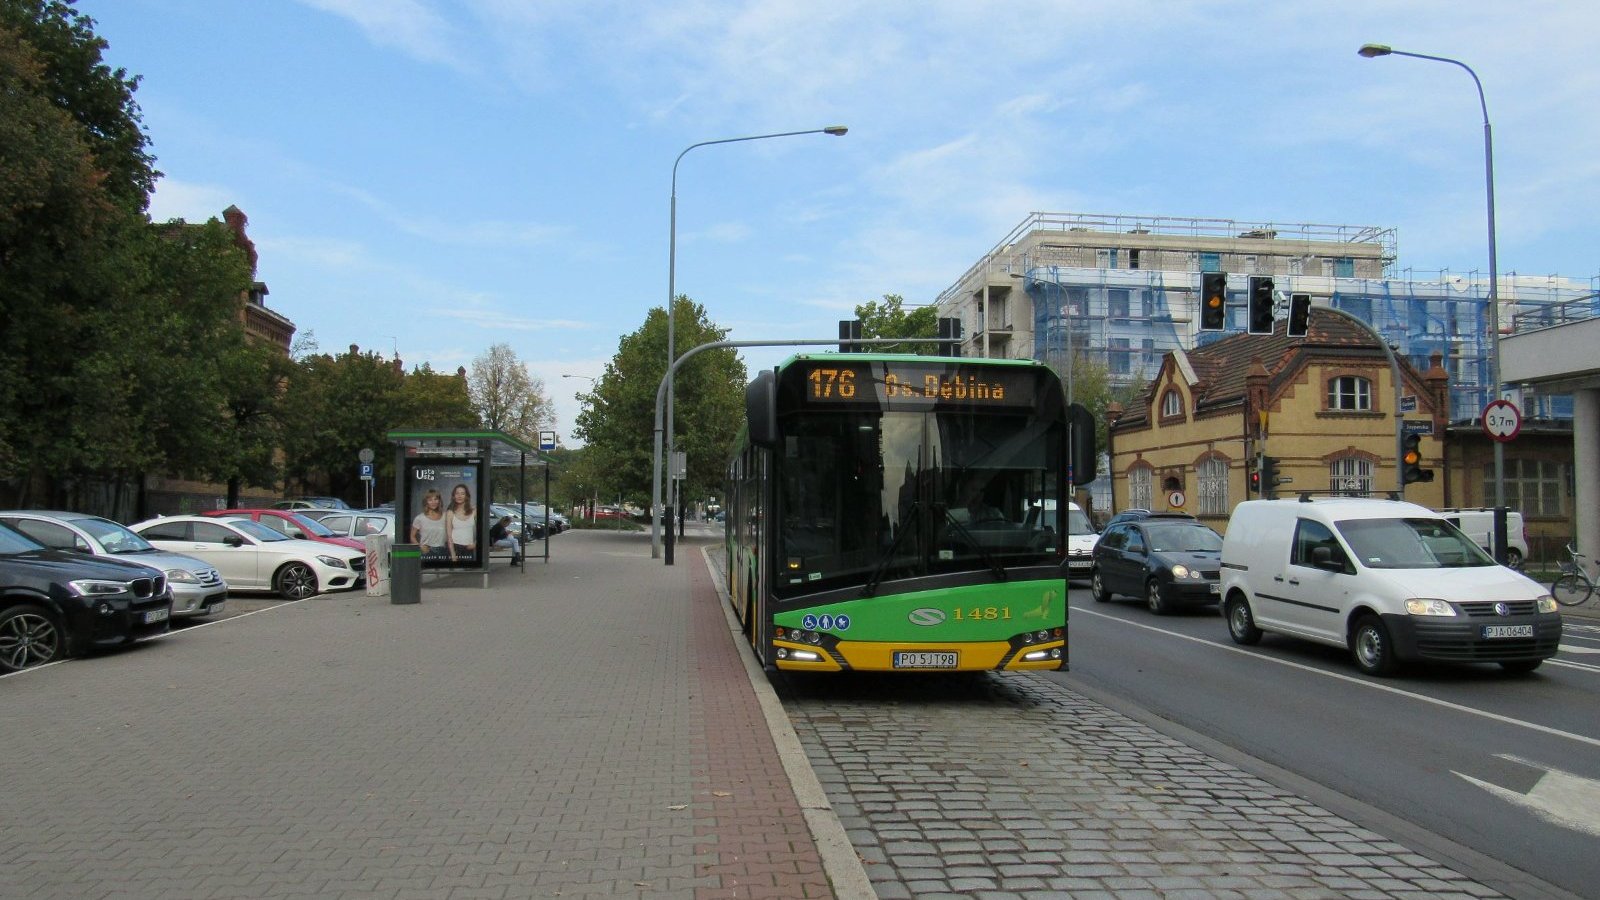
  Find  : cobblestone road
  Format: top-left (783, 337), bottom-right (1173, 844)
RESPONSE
top-left (776, 671), bottom-right (1517, 900)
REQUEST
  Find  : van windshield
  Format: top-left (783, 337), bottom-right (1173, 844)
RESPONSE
top-left (1335, 517), bottom-right (1498, 569)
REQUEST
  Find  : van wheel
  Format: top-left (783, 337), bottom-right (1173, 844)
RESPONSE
top-left (1499, 659), bottom-right (1541, 674)
top-left (1351, 615), bottom-right (1399, 676)
top-left (1145, 579), bottom-right (1170, 615)
top-left (1090, 568), bottom-right (1112, 603)
top-left (1226, 597), bottom-right (1261, 645)
top-left (1504, 548), bottom-right (1524, 570)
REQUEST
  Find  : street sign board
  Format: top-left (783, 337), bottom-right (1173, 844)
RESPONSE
top-left (1402, 419), bottom-right (1434, 436)
top-left (1399, 395), bottom-right (1417, 413)
top-left (1482, 399), bottom-right (1522, 442)
top-left (1167, 490), bottom-right (1185, 509)
top-left (359, 447), bottom-right (375, 464)
top-left (359, 462), bottom-right (374, 480)
top-left (538, 430), bottom-right (557, 451)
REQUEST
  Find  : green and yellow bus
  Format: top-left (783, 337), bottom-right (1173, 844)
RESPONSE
top-left (725, 353), bottom-right (1079, 673)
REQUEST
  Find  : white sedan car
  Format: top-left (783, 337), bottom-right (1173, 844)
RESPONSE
top-left (130, 515), bottom-right (365, 601)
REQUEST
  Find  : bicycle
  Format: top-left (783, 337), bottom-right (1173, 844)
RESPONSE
top-left (1549, 543), bottom-right (1596, 607)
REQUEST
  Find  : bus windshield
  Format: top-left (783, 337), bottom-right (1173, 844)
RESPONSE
top-left (774, 407), bottom-right (1062, 597)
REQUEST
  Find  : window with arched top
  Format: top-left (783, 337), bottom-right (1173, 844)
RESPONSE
top-left (1198, 458), bottom-right (1229, 516)
top-left (1329, 456), bottom-right (1374, 496)
top-left (1327, 375), bottom-right (1372, 411)
top-left (1161, 389), bottom-right (1183, 419)
top-left (1128, 466), bottom-right (1153, 511)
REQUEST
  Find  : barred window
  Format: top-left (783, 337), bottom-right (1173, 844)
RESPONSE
top-left (1329, 457), bottom-right (1374, 496)
top-left (1198, 458), bottom-right (1229, 516)
top-left (1484, 458), bottom-right (1564, 516)
top-left (1327, 376), bottom-right (1372, 411)
top-left (1129, 467), bottom-right (1153, 511)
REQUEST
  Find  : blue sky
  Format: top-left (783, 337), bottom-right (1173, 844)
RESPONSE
top-left (84, 0), bottom-right (1599, 444)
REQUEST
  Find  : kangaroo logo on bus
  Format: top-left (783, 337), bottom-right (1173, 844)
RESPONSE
top-left (908, 608), bottom-right (946, 626)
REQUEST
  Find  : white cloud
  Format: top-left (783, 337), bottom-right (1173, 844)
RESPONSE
top-left (147, 178), bottom-right (238, 224)
top-left (295, 0), bottom-right (475, 71)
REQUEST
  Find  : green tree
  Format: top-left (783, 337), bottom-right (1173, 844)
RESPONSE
top-left (278, 346), bottom-right (407, 502)
top-left (854, 293), bottom-right (940, 353)
top-left (398, 363), bottom-right (477, 430)
top-left (573, 296), bottom-right (746, 510)
top-left (207, 335), bottom-right (295, 507)
top-left (467, 343), bottom-right (554, 444)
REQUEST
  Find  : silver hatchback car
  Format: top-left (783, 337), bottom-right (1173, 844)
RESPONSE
top-left (0, 510), bottom-right (229, 619)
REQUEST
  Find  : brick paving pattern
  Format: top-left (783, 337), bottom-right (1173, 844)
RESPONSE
top-left (778, 672), bottom-right (1511, 899)
top-left (0, 530), bottom-right (824, 899)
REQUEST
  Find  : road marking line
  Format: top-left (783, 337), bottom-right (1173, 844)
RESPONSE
top-left (1452, 754), bottom-right (1600, 837)
top-left (1071, 604), bottom-right (1600, 750)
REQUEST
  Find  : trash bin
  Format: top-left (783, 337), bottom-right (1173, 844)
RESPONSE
top-left (390, 543), bottom-right (421, 605)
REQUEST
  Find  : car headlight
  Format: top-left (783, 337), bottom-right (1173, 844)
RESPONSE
top-left (316, 555), bottom-right (349, 569)
top-left (67, 579), bottom-right (130, 597)
top-left (1170, 564), bottom-right (1191, 579)
top-left (165, 568), bottom-right (200, 584)
top-left (1536, 595), bottom-right (1559, 614)
top-left (1405, 598), bottom-right (1457, 616)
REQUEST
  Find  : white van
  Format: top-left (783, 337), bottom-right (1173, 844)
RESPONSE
top-left (1438, 507), bottom-right (1528, 570)
top-left (1028, 499), bottom-right (1100, 577)
top-left (1220, 496), bottom-right (1561, 676)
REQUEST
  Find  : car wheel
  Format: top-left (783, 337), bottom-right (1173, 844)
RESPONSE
top-left (1145, 578), bottom-right (1170, 615)
top-left (0, 605), bottom-right (64, 673)
top-left (274, 563), bottom-right (319, 601)
top-left (1090, 567), bottom-right (1112, 602)
top-left (1504, 548), bottom-right (1524, 570)
top-left (1351, 615), bottom-right (1399, 676)
top-left (1226, 596), bottom-right (1262, 645)
top-left (1499, 659), bottom-right (1542, 674)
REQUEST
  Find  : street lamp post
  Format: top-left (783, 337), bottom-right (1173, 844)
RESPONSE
top-left (1359, 43), bottom-right (1506, 559)
top-left (655, 125), bottom-right (848, 561)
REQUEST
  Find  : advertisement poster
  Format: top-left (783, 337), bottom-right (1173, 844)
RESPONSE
top-left (404, 459), bottom-right (484, 568)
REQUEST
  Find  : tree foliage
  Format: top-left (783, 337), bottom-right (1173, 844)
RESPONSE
top-left (467, 343), bottom-right (553, 443)
top-left (573, 296), bottom-right (746, 509)
top-left (855, 293), bottom-right (940, 353)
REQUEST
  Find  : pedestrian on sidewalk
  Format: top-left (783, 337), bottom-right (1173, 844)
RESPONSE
top-left (490, 515), bottom-right (522, 564)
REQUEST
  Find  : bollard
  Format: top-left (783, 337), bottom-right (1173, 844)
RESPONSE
top-left (365, 533), bottom-right (391, 596)
top-left (390, 543), bottom-right (421, 605)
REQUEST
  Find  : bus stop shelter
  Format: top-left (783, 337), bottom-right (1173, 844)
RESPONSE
top-left (387, 429), bottom-right (551, 589)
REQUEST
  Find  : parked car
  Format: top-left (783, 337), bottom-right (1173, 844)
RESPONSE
top-left (1220, 497), bottom-right (1561, 676)
top-left (517, 502), bottom-right (567, 534)
top-left (301, 509), bottom-right (397, 541)
top-left (200, 508), bottom-right (365, 552)
top-left (1439, 507), bottom-right (1529, 570)
top-left (272, 497), bottom-right (351, 511)
top-left (130, 516), bottom-right (365, 601)
top-left (0, 510), bottom-right (227, 620)
top-left (1092, 516), bottom-right (1223, 613)
top-left (490, 503), bottom-right (542, 541)
top-left (1, 522), bottom-right (172, 673)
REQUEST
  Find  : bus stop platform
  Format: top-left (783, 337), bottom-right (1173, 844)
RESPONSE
top-left (0, 526), bottom-right (857, 899)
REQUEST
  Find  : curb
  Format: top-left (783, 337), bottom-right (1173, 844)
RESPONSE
top-left (698, 546), bottom-right (874, 900)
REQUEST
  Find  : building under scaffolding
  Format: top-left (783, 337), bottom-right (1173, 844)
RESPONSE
top-left (936, 211), bottom-right (1599, 424)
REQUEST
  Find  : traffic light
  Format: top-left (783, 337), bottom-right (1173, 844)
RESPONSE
top-left (1248, 459), bottom-right (1262, 496)
top-left (1287, 293), bottom-right (1312, 337)
top-left (1200, 273), bottom-right (1227, 331)
top-left (1259, 455), bottom-right (1280, 499)
top-left (1401, 433), bottom-right (1434, 484)
top-left (1247, 276), bottom-right (1276, 335)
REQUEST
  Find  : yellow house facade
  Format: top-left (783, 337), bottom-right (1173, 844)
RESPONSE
top-left (1108, 308), bottom-right (1449, 531)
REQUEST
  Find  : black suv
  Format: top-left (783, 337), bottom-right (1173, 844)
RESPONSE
top-left (0, 522), bottom-right (173, 673)
top-left (1091, 516), bottom-right (1223, 614)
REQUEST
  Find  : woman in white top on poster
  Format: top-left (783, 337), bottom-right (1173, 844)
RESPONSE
top-left (410, 488), bottom-right (447, 560)
top-left (447, 483), bottom-right (477, 562)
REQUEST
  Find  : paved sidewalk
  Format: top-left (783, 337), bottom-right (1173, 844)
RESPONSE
top-left (0, 528), bottom-right (833, 899)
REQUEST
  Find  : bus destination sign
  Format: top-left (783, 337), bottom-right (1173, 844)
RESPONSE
top-left (804, 362), bottom-right (1035, 408)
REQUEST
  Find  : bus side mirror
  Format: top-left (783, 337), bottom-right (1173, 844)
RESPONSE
top-left (746, 370), bottom-right (778, 447)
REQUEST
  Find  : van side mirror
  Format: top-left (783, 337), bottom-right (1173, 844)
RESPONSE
top-left (745, 370), bottom-right (778, 447)
top-left (1310, 545), bottom-right (1343, 572)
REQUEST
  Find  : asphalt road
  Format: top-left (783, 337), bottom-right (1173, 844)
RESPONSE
top-left (1054, 586), bottom-right (1600, 898)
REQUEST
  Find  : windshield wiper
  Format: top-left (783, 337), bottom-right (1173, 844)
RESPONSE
top-left (861, 501), bottom-right (920, 598)
top-left (939, 504), bottom-right (1008, 583)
